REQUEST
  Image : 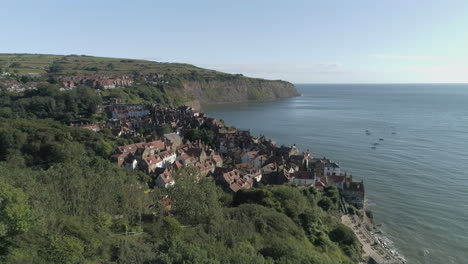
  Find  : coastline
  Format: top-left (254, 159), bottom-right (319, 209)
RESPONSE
top-left (342, 208), bottom-right (406, 264)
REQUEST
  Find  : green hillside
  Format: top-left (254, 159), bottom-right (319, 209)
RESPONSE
top-left (0, 54), bottom-right (299, 105)
top-left (0, 54), bottom-right (220, 76)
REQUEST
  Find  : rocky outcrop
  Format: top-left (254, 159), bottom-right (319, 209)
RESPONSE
top-left (181, 78), bottom-right (300, 104)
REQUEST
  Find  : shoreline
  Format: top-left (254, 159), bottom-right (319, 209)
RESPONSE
top-left (342, 208), bottom-right (406, 264)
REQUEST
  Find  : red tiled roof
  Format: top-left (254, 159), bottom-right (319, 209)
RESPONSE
top-left (144, 155), bottom-right (163, 165)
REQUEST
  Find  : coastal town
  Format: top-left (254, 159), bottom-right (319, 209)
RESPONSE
top-left (79, 102), bottom-right (364, 204)
top-left (75, 101), bottom-right (405, 264)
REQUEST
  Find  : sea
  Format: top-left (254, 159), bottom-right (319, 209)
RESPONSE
top-left (204, 84), bottom-right (468, 264)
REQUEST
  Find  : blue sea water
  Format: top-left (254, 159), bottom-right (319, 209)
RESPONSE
top-left (204, 84), bottom-right (468, 264)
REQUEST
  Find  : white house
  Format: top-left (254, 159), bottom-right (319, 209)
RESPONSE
top-left (325, 161), bottom-right (341, 176)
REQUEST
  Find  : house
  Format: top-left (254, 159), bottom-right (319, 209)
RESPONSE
top-left (118, 143), bottom-right (139, 154)
top-left (325, 161), bottom-right (341, 176)
top-left (142, 155), bottom-right (164, 174)
top-left (342, 177), bottom-right (365, 209)
top-left (160, 150), bottom-right (177, 168)
top-left (243, 169), bottom-right (262, 182)
top-left (146, 140), bottom-right (166, 150)
top-left (290, 171), bottom-right (315, 186)
top-left (289, 151), bottom-right (313, 170)
top-left (314, 179), bottom-right (326, 191)
top-left (241, 150), bottom-right (258, 164)
top-left (124, 154), bottom-right (138, 170)
top-left (111, 153), bottom-right (129, 167)
top-left (213, 168), bottom-right (240, 186)
top-left (177, 153), bottom-right (196, 166)
top-left (229, 177), bottom-right (254, 193)
top-left (155, 169), bottom-right (175, 188)
top-left (240, 151), bottom-right (267, 170)
top-left (135, 140), bottom-right (166, 159)
top-left (186, 147), bottom-right (207, 162)
top-left (195, 160), bottom-right (215, 176)
top-left (328, 175), bottom-right (346, 190)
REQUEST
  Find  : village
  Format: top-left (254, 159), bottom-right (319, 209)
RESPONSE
top-left (78, 102), bottom-right (412, 264)
top-left (79, 102), bottom-right (365, 209)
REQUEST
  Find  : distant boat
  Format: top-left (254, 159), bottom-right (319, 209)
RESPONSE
top-left (371, 146), bottom-right (376, 149)
top-left (379, 138), bottom-right (384, 141)
top-left (373, 143), bottom-right (379, 146)
top-left (391, 132), bottom-right (396, 135)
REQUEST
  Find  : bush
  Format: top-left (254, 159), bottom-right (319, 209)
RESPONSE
top-left (318, 197), bottom-right (333, 211)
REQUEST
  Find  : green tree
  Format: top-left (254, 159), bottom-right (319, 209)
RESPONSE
top-left (45, 235), bottom-right (84, 264)
top-left (156, 123), bottom-right (172, 137)
top-left (9, 62), bottom-right (21, 68)
top-left (163, 168), bottom-right (223, 225)
top-left (318, 197), bottom-right (333, 211)
top-left (0, 181), bottom-right (32, 242)
top-left (48, 62), bottom-right (63, 73)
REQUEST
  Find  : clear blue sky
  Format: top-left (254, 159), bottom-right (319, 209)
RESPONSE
top-left (2, 0), bottom-right (468, 83)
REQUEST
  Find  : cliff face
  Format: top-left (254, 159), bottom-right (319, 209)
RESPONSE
top-left (181, 78), bottom-right (300, 104)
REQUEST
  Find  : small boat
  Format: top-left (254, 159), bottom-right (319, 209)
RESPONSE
top-left (371, 146), bottom-right (376, 150)
top-left (373, 143), bottom-right (379, 146)
top-left (391, 132), bottom-right (396, 135)
top-left (379, 138), bottom-right (384, 141)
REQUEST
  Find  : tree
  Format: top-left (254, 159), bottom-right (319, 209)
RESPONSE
top-left (0, 181), bottom-right (32, 239)
top-left (185, 128), bottom-right (215, 145)
top-left (48, 62), bottom-right (63, 73)
top-left (156, 123), bottom-right (172, 137)
top-left (318, 197), bottom-right (333, 211)
top-left (163, 168), bottom-right (223, 225)
top-left (160, 217), bottom-right (183, 246)
top-left (9, 62), bottom-right (21, 68)
top-left (328, 225), bottom-right (360, 262)
top-left (45, 235), bottom-right (84, 264)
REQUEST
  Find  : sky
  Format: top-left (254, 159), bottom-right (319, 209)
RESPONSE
top-left (2, 0), bottom-right (468, 83)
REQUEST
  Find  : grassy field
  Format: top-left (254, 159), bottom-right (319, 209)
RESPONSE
top-left (0, 53), bottom-right (222, 77)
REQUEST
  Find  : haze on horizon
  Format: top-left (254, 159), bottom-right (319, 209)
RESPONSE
top-left (2, 0), bottom-right (468, 84)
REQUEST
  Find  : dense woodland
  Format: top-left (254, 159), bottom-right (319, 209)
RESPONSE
top-left (0, 83), bottom-right (360, 263)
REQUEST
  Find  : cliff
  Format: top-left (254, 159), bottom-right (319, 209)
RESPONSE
top-left (181, 78), bottom-right (299, 104)
top-left (0, 54), bottom-right (300, 105)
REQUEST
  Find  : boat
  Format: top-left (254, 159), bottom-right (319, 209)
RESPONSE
top-left (371, 146), bottom-right (376, 149)
top-left (379, 138), bottom-right (384, 141)
top-left (373, 143), bottom-right (379, 146)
